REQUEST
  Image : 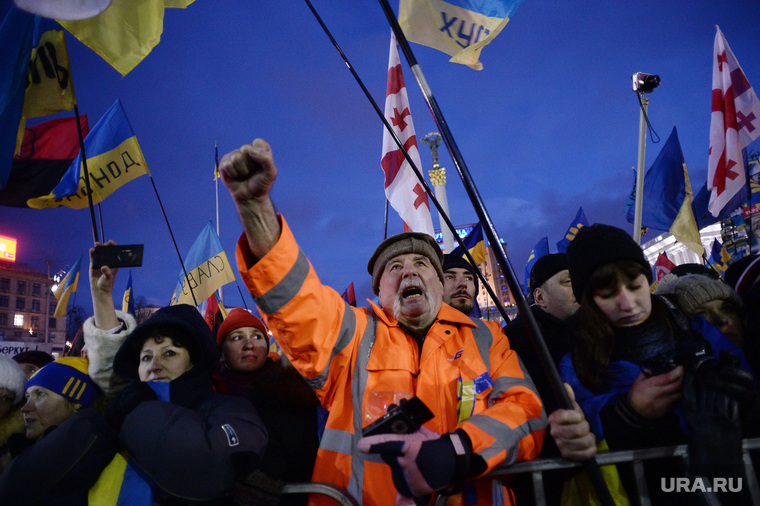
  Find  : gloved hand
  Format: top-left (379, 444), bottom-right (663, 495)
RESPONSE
top-left (711, 351), bottom-right (760, 434)
top-left (682, 367), bottom-right (744, 479)
top-left (357, 427), bottom-right (471, 499)
top-left (104, 380), bottom-right (158, 431)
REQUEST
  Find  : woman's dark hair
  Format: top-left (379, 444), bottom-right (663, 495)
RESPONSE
top-left (570, 260), bottom-right (667, 392)
top-left (137, 324), bottom-right (199, 365)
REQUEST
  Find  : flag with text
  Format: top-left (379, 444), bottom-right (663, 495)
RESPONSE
top-left (27, 99), bottom-right (149, 209)
top-left (399, 0), bottom-right (526, 70)
top-left (172, 222), bottom-right (236, 306)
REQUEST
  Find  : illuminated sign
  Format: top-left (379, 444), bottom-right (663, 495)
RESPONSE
top-left (435, 225), bottom-right (475, 244)
top-left (0, 236), bottom-right (16, 262)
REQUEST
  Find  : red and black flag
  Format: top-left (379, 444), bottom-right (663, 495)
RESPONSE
top-left (0, 116), bottom-right (88, 207)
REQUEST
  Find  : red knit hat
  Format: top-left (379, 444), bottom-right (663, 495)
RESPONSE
top-left (216, 308), bottom-right (269, 348)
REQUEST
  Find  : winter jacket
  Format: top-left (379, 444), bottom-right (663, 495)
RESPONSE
top-left (0, 407), bottom-right (117, 505)
top-left (212, 359), bottom-right (320, 487)
top-left (83, 310), bottom-right (136, 396)
top-left (236, 217), bottom-right (546, 505)
top-left (110, 304), bottom-right (269, 503)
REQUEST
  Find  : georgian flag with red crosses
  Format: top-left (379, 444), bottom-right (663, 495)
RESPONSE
top-left (380, 31), bottom-right (435, 237)
top-left (708, 26), bottom-right (760, 217)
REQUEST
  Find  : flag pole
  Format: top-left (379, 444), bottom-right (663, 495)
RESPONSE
top-left (632, 93), bottom-right (649, 244)
top-left (301, 0), bottom-right (505, 321)
top-left (73, 103), bottom-right (100, 244)
top-left (375, 0), bottom-right (567, 403)
top-left (147, 174), bottom-right (198, 306)
top-left (374, 2), bottom-right (614, 502)
top-left (214, 142), bottom-right (224, 306)
top-left (383, 199), bottom-right (389, 240)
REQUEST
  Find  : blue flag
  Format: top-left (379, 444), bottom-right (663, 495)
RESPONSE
top-left (625, 127), bottom-right (703, 254)
top-left (27, 99), bottom-right (149, 209)
top-left (556, 207), bottom-right (588, 253)
top-left (524, 236), bottom-right (549, 295)
top-left (0, 6), bottom-right (38, 190)
top-left (450, 222), bottom-right (486, 264)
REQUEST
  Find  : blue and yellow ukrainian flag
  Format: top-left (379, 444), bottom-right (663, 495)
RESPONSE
top-left (53, 255), bottom-right (82, 318)
top-left (27, 99), bottom-right (149, 209)
top-left (399, 0), bottom-right (526, 70)
top-left (625, 127), bottom-right (703, 255)
top-left (709, 239), bottom-right (732, 276)
top-left (172, 222), bottom-right (236, 306)
top-left (122, 271), bottom-right (135, 315)
top-left (450, 222), bottom-right (486, 264)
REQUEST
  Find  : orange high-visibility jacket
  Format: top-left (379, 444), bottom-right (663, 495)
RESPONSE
top-left (236, 218), bottom-right (546, 505)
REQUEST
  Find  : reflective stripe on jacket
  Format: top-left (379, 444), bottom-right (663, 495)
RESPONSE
top-left (236, 218), bottom-right (547, 505)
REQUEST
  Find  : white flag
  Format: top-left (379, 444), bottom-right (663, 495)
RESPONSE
top-left (707, 26), bottom-right (760, 217)
top-left (380, 31), bottom-right (435, 237)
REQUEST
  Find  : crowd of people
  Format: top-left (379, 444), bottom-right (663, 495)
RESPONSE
top-left (0, 137), bottom-right (758, 505)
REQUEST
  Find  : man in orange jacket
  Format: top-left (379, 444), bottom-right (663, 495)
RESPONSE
top-left (220, 139), bottom-right (547, 505)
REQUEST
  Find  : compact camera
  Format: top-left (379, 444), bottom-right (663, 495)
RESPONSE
top-left (92, 244), bottom-right (144, 269)
top-left (632, 72), bottom-right (661, 93)
top-left (645, 340), bottom-right (711, 377)
top-left (361, 397), bottom-right (434, 437)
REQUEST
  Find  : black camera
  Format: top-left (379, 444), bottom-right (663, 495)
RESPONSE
top-left (361, 397), bottom-right (434, 437)
top-left (92, 244), bottom-right (144, 269)
top-left (632, 72), bottom-right (661, 93)
top-left (645, 340), bottom-right (713, 377)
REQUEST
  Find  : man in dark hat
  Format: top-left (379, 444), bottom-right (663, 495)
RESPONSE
top-left (441, 253), bottom-right (479, 316)
top-left (505, 253), bottom-right (591, 454)
top-left (506, 253), bottom-right (580, 414)
top-left (219, 139), bottom-right (546, 505)
top-left (505, 252), bottom-right (594, 505)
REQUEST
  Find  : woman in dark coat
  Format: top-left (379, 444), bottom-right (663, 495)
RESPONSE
top-left (104, 303), bottom-right (269, 504)
top-left (560, 223), bottom-right (757, 505)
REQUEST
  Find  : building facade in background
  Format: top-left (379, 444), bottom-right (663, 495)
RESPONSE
top-left (0, 260), bottom-right (66, 354)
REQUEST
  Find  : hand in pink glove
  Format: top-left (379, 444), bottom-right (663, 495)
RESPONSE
top-left (357, 427), bottom-right (471, 498)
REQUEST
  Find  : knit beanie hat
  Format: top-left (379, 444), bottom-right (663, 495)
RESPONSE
top-left (442, 254), bottom-right (480, 294)
top-left (566, 223), bottom-right (651, 301)
top-left (367, 232), bottom-right (444, 295)
top-left (216, 308), bottom-right (269, 348)
top-left (12, 350), bottom-right (54, 369)
top-left (725, 254), bottom-right (760, 298)
top-left (654, 274), bottom-right (742, 315)
top-left (25, 357), bottom-right (98, 406)
top-left (0, 356), bottom-right (27, 405)
top-left (529, 253), bottom-right (569, 292)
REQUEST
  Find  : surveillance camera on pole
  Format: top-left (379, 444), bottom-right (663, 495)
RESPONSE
top-left (632, 72), bottom-right (660, 244)
top-left (632, 72), bottom-right (661, 93)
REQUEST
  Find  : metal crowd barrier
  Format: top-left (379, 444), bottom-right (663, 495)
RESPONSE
top-left (280, 482), bottom-right (360, 505)
top-left (488, 437), bottom-right (760, 506)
